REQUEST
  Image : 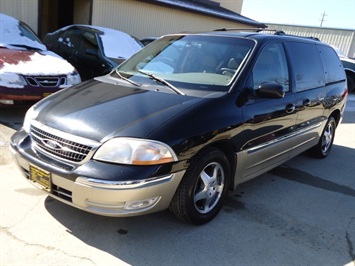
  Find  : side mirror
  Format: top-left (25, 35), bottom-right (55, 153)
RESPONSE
top-left (256, 82), bottom-right (285, 99)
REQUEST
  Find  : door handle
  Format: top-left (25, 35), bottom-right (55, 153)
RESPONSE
top-left (286, 103), bottom-right (295, 114)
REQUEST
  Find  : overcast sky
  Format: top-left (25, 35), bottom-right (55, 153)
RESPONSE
top-left (241, 0), bottom-right (355, 29)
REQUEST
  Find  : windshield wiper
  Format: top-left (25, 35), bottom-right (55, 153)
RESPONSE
top-left (115, 70), bottom-right (141, 87)
top-left (138, 70), bottom-right (185, 95)
top-left (9, 44), bottom-right (42, 51)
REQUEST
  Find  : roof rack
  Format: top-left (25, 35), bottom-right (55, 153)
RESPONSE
top-left (256, 29), bottom-right (321, 41)
top-left (213, 28), bottom-right (321, 41)
top-left (213, 28), bottom-right (288, 35)
top-left (213, 28), bottom-right (264, 32)
top-left (270, 30), bottom-right (320, 41)
top-left (262, 29), bottom-right (286, 35)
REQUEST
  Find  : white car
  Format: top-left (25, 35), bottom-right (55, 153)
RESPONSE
top-left (0, 13), bottom-right (81, 106)
top-left (332, 45), bottom-right (355, 92)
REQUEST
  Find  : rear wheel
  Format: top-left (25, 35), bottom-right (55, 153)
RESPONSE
top-left (170, 147), bottom-right (230, 225)
top-left (309, 116), bottom-right (336, 158)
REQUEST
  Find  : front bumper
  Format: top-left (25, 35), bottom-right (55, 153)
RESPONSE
top-left (10, 133), bottom-right (185, 217)
top-left (0, 85), bottom-right (60, 104)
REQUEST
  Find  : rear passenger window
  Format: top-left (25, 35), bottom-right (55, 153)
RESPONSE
top-left (252, 43), bottom-right (289, 92)
top-left (60, 29), bottom-right (81, 48)
top-left (287, 42), bottom-right (325, 91)
top-left (317, 45), bottom-right (346, 83)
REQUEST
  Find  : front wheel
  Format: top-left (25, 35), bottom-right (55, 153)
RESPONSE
top-left (169, 147), bottom-right (230, 225)
top-left (309, 116), bottom-right (336, 158)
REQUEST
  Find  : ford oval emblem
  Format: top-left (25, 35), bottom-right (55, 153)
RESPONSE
top-left (42, 139), bottom-right (63, 150)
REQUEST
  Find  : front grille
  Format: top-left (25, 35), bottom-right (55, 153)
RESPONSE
top-left (26, 76), bottom-right (66, 87)
top-left (30, 125), bottom-right (93, 163)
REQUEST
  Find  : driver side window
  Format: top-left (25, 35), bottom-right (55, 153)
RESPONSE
top-left (252, 43), bottom-right (289, 92)
top-left (79, 31), bottom-right (99, 54)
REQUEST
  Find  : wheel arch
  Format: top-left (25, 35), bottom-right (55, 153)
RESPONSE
top-left (330, 109), bottom-right (342, 126)
top-left (190, 140), bottom-right (237, 191)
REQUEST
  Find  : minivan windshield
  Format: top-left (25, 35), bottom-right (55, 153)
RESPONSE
top-left (113, 34), bottom-right (255, 94)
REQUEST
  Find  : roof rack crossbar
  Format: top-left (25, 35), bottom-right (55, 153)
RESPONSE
top-left (212, 28), bottom-right (321, 42)
top-left (213, 28), bottom-right (265, 32)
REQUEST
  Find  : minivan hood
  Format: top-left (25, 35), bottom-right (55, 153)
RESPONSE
top-left (33, 79), bottom-right (201, 141)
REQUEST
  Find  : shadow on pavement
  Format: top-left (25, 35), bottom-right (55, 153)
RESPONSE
top-left (43, 143), bottom-right (354, 265)
top-left (0, 106), bottom-right (28, 130)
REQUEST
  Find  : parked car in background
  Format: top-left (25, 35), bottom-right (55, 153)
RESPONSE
top-left (11, 30), bottom-right (347, 225)
top-left (0, 13), bottom-right (81, 106)
top-left (140, 37), bottom-right (158, 46)
top-left (43, 25), bottom-right (143, 80)
top-left (332, 46), bottom-right (355, 92)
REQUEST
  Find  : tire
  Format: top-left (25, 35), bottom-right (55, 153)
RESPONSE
top-left (169, 147), bottom-right (230, 225)
top-left (309, 116), bottom-right (336, 158)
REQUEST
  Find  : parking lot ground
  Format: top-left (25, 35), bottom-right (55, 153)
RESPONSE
top-left (0, 94), bottom-right (354, 266)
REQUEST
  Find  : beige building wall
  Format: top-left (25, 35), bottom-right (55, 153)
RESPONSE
top-left (218, 0), bottom-right (243, 13)
top-left (73, 0), bottom-right (91, 24)
top-left (267, 23), bottom-right (355, 58)
top-left (0, 0), bottom-right (249, 38)
top-left (0, 0), bottom-right (39, 32)
top-left (92, 0), bottom-right (255, 39)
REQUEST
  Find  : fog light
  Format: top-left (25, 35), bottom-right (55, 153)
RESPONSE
top-left (0, 100), bottom-right (14, 105)
top-left (124, 196), bottom-right (160, 210)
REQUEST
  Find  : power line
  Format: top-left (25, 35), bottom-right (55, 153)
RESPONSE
top-left (320, 12), bottom-right (327, 27)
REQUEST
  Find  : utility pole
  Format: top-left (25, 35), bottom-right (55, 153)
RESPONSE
top-left (320, 12), bottom-right (327, 27)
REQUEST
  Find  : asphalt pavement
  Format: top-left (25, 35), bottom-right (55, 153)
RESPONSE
top-left (0, 94), bottom-right (354, 266)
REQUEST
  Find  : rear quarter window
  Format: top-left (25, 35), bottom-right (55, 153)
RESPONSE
top-left (317, 45), bottom-right (346, 83)
top-left (286, 42), bottom-right (325, 91)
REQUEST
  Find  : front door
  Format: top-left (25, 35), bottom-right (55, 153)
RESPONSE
top-left (237, 42), bottom-right (297, 183)
top-left (73, 31), bottom-right (108, 80)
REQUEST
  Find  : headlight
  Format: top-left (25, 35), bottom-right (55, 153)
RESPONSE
top-left (0, 73), bottom-right (27, 87)
top-left (66, 71), bottom-right (81, 85)
top-left (93, 138), bottom-right (177, 165)
top-left (23, 105), bottom-right (37, 133)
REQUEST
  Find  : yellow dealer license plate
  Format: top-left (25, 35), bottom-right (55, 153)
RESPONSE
top-left (29, 165), bottom-right (52, 192)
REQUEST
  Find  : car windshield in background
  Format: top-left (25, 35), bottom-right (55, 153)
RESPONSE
top-left (114, 35), bottom-right (255, 93)
top-left (95, 27), bottom-right (143, 59)
top-left (0, 14), bottom-right (45, 51)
